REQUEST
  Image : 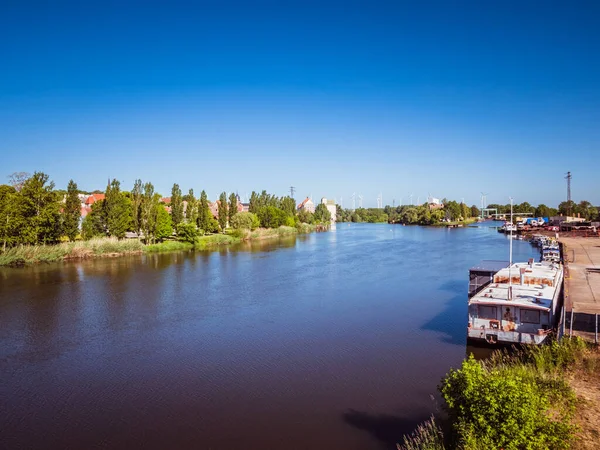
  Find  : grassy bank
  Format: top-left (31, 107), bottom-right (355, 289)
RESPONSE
top-left (399, 338), bottom-right (600, 450)
top-left (0, 225), bottom-right (320, 267)
top-left (0, 237), bottom-right (144, 267)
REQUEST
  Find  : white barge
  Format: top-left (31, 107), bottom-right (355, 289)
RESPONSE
top-left (467, 259), bottom-right (563, 345)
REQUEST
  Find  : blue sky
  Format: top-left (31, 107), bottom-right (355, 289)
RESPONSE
top-left (1, 1), bottom-right (598, 207)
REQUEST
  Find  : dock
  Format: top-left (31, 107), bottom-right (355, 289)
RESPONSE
top-left (560, 237), bottom-right (600, 342)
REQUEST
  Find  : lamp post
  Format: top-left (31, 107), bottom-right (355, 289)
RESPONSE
top-left (509, 197), bottom-right (513, 300)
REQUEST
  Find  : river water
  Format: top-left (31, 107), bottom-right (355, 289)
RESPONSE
top-left (0, 223), bottom-right (538, 449)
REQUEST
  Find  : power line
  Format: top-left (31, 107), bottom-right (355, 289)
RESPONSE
top-left (290, 186), bottom-right (296, 199)
top-left (565, 172), bottom-right (572, 216)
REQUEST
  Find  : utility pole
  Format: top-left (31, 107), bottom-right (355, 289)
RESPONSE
top-left (565, 172), bottom-right (572, 216)
top-left (509, 197), bottom-right (513, 301)
top-left (290, 186), bottom-right (296, 199)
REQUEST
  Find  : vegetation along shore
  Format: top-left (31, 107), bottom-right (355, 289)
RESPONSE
top-left (398, 338), bottom-right (600, 450)
top-left (0, 171), bottom-right (328, 267)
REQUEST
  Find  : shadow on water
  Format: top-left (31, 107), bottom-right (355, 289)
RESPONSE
top-left (420, 279), bottom-right (467, 346)
top-left (342, 409), bottom-right (430, 448)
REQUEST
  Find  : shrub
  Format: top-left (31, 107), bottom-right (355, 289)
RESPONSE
top-left (257, 206), bottom-right (288, 228)
top-left (440, 354), bottom-right (575, 450)
top-left (176, 222), bottom-right (198, 243)
top-left (230, 212), bottom-right (260, 230)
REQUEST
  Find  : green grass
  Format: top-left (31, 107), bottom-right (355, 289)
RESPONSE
top-left (0, 225), bottom-right (321, 266)
top-left (0, 237), bottom-right (144, 267)
top-left (144, 240), bottom-right (194, 253)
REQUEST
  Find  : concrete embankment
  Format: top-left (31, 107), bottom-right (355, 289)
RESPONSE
top-left (560, 237), bottom-right (600, 342)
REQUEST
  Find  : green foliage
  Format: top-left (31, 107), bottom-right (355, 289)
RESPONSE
top-left (176, 221), bottom-right (198, 243)
top-left (81, 201), bottom-right (105, 239)
top-left (397, 416), bottom-right (445, 450)
top-left (185, 188), bottom-right (198, 224)
top-left (230, 211), bottom-right (260, 230)
top-left (63, 179), bottom-right (80, 241)
top-left (104, 179), bottom-right (132, 239)
top-left (440, 340), bottom-right (580, 450)
top-left (218, 192), bottom-right (229, 230)
top-left (297, 209), bottom-right (314, 224)
top-left (144, 240), bottom-right (193, 253)
top-left (228, 192), bottom-right (238, 222)
top-left (170, 183), bottom-right (184, 226)
top-left (280, 196), bottom-right (296, 216)
top-left (154, 204), bottom-right (173, 242)
top-left (18, 172), bottom-right (62, 244)
top-left (257, 206), bottom-right (288, 228)
top-left (314, 203), bottom-right (332, 223)
top-left (197, 190), bottom-right (212, 232)
top-left (131, 179), bottom-right (143, 237)
top-left (0, 184), bottom-right (19, 250)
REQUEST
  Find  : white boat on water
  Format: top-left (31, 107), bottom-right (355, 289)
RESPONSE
top-left (467, 260), bottom-right (563, 345)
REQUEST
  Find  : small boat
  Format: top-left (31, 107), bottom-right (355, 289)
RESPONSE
top-left (541, 247), bottom-right (561, 263)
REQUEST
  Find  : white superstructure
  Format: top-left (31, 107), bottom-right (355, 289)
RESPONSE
top-left (467, 260), bottom-right (563, 344)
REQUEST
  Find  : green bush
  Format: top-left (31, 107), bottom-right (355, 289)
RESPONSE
top-left (257, 206), bottom-right (288, 228)
top-left (176, 222), bottom-right (198, 243)
top-left (440, 354), bottom-right (575, 450)
top-left (230, 212), bottom-right (260, 230)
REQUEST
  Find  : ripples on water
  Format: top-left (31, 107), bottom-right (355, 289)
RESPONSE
top-left (0, 223), bottom-right (538, 449)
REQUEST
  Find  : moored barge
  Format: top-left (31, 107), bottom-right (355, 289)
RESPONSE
top-left (467, 259), bottom-right (563, 345)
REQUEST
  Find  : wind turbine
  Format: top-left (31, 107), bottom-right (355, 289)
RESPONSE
top-left (480, 192), bottom-right (488, 218)
top-left (358, 194), bottom-right (363, 208)
top-left (351, 193), bottom-right (356, 210)
top-left (408, 192), bottom-right (413, 205)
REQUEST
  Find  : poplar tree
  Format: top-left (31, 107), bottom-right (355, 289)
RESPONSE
top-left (198, 190), bottom-right (210, 231)
top-left (131, 179), bottom-right (143, 238)
top-left (218, 192), bottom-right (228, 230)
top-left (141, 182), bottom-right (156, 243)
top-left (170, 183), bottom-right (184, 227)
top-left (104, 179), bottom-right (131, 238)
top-left (63, 179), bottom-right (81, 241)
top-left (186, 188), bottom-right (198, 224)
top-left (228, 192), bottom-right (238, 222)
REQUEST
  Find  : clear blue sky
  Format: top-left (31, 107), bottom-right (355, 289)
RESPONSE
top-left (1, 1), bottom-right (598, 207)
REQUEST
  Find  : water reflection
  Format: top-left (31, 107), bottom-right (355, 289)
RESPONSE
top-left (0, 224), bottom-right (539, 450)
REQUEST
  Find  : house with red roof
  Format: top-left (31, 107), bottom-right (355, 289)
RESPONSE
top-left (297, 197), bottom-right (315, 213)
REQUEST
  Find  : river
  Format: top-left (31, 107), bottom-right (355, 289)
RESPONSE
top-left (0, 223), bottom-right (538, 449)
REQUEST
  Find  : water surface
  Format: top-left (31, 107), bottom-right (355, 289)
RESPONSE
top-left (0, 223), bottom-right (538, 449)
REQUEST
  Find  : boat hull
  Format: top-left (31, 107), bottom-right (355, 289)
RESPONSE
top-left (467, 327), bottom-right (550, 345)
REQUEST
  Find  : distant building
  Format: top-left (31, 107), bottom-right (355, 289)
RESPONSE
top-left (85, 193), bottom-right (105, 206)
top-left (236, 194), bottom-right (250, 213)
top-left (428, 195), bottom-right (444, 210)
top-left (297, 197), bottom-right (315, 213)
top-left (321, 198), bottom-right (337, 223)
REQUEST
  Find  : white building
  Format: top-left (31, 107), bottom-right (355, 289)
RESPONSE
top-left (297, 197), bottom-right (315, 213)
top-left (321, 198), bottom-right (337, 223)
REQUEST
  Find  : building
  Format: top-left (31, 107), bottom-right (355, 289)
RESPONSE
top-left (297, 197), bottom-right (315, 213)
top-left (85, 193), bottom-right (105, 206)
top-left (321, 198), bottom-right (337, 223)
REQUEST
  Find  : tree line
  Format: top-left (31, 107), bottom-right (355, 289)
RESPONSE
top-left (336, 198), bottom-right (599, 226)
top-left (0, 172), bottom-right (332, 250)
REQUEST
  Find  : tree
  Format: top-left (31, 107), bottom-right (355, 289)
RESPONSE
top-left (249, 191), bottom-right (259, 213)
top-left (280, 196), bottom-right (296, 216)
top-left (155, 204), bottom-right (173, 242)
top-left (141, 182), bottom-right (156, 243)
top-left (197, 190), bottom-right (212, 232)
top-left (131, 179), bottom-right (143, 238)
top-left (0, 185), bottom-right (18, 250)
top-left (63, 179), bottom-right (81, 241)
top-left (535, 204), bottom-right (552, 218)
top-left (297, 209), bottom-right (314, 224)
top-left (170, 183), bottom-right (184, 227)
top-left (230, 211), bottom-right (260, 230)
top-left (218, 192), bottom-right (229, 230)
top-left (228, 192), bottom-right (238, 222)
top-left (558, 200), bottom-right (576, 217)
top-left (314, 203), bottom-right (332, 223)
top-left (104, 179), bottom-right (131, 239)
top-left (257, 206), bottom-right (287, 228)
top-left (577, 200), bottom-right (597, 221)
top-left (471, 205), bottom-right (480, 218)
top-left (176, 222), bottom-right (198, 243)
top-left (18, 172), bottom-right (61, 244)
top-left (81, 202), bottom-right (105, 240)
top-left (185, 189), bottom-right (197, 224)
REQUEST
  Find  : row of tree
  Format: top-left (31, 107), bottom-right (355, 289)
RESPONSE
top-left (0, 172), bottom-right (333, 249)
top-left (336, 198), bottom-right (600, 226)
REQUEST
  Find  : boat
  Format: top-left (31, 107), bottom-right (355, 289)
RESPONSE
top-left (541, 247), bottom-right (561, 263)
top-left (467, 259), bottom-right (563, 345)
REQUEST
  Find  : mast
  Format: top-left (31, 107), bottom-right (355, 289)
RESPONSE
top-left (509, 197), bottom-right (513, 300)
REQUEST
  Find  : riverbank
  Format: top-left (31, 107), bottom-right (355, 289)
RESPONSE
top-left (0, 225), bottom-right (319, 267)
top-left (399, 338), bottom-right (600, 450)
